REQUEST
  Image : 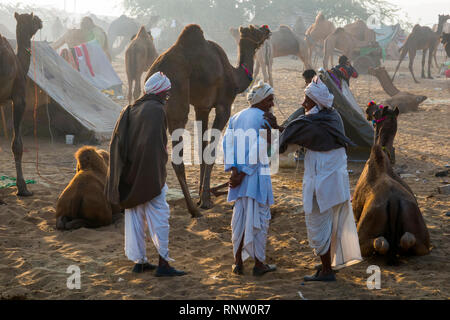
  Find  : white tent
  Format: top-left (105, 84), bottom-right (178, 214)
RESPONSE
top-left (6, 40), bottom-right (123, 142)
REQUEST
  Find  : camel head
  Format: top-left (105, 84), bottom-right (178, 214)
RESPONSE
top-left (438, 14), bottom-right (450, 26)
top-left (14, 12), bottom-right (43, 39)
top-left (238, 25), bottom-right (271, 50)
top-left (80, 16), bottom-right (95, 31)
top-left (371, 105), bottom-right (399, 164)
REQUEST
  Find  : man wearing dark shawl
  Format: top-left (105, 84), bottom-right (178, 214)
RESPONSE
top-left (105, 72), bottom-right (186, 277)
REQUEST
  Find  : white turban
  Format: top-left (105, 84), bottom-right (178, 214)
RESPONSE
top-left (144, 71), bottom-right (171, 95)
top-left (247, 81), bottom-right (274, 105)
top-left (304, 76), bottom-right (334, 109)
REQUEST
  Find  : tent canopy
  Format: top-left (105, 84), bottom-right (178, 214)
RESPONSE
top-left (5, 40), bottom-right (123, 142)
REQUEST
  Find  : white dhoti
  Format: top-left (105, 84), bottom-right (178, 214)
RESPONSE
top-left (124, 184), bottom-right (174, 263)
top-left (231, 197), bottom-right (271, 262)
top-left (305, 195), bottom-right (362, 269)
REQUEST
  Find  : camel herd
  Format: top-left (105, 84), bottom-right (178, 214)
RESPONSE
top-left (2, 10), bottom-right (449, 265)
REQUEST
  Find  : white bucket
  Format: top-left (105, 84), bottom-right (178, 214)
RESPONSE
top-left (65, 134), bottom-right (74, 145)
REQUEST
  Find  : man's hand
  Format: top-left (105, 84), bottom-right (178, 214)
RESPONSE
top-left (263, 112), bottom-right (284, 132)
top-left (229, 167), bottom-right (246, 188)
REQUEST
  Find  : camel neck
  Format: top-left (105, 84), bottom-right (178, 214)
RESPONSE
top-left (437, 19), bottom-right (447, 35)
top-left (16, 35), bottom-right (32, 73)
top-left (236, 39), bottom-right (257, 92)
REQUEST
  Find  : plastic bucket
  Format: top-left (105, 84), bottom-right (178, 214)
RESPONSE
top-left (65, 135), bottom-right (74, 145)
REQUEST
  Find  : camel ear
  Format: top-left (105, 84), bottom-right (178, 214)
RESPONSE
top-left (14, 12), bottom-right (19, 20)
top-left (238, 26), bottom-right (244, 34)
top-left (394, 106), bottom-right (399, 116)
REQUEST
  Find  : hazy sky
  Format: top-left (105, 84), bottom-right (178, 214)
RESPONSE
top-left (4, 0), bottom-right (449, 26)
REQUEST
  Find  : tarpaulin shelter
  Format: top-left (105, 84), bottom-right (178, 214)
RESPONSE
top-left (1, 40), bottom-right (123, 143)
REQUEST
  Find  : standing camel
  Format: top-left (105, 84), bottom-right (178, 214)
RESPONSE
top-left (392, 14), bottom-right (450, 83)
top-left (125, 26), bottom-right (158, 103)
top-left (323, 28), bottom-right (377, 69)
top-left (305, 12), bottom-right (335, 66)
top-left (145, 24), bottom-right (270, 217)
top-left (0, 12), bottom-right (42, 196)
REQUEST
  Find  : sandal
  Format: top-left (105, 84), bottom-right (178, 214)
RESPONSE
top-left (253, 264), bottom-right (277, 276)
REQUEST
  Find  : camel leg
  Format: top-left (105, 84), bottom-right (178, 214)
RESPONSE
top-left (199, 104), bottom-right (230, 209)
top-left (421, 48), bottom-right (427, 78)
top-left (195, 109), bottom-right (210, 199)
top-left (170, 119), bottom-right (202, 218)
top-left (408, 49), bottom-right (419, 83)
top-left (127, 76), bottom-right (133, 104)
top-left (253, 59), bottom-right (261, 81)
top-left (261, 61), bottom-right (269, 84)
top-left (11, 94), bottom-right (32, 197)
top-left (427, 47), bottom-right (434, 79)
top-left (133, 75), bottom-right (141, 101)
top-left (268, 59), bottom-right (273, 87)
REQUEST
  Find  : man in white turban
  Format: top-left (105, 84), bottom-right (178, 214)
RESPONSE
top-left (106, 72), bottom-right (186, 277)
top-left (273, 75), bottom-right (362, 282)
top-left (222, 81), bottom-right (277, 276)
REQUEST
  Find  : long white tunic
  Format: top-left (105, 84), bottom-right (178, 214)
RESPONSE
top-left (302, 106), bottom-right (361, 268)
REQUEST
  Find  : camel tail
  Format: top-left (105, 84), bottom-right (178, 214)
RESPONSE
top-left (386, 198), bottom-right (401, 265)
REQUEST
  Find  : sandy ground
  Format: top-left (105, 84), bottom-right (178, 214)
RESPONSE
top-left (0, 50), bottom-right (449, 300)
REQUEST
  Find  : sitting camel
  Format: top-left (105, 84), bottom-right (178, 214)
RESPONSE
top-left (56, 147), bottom-right (121, 230)
top-left (323, 28), bottom-right (377, 69)
top-left (125, 26), bottom-right (158, 103)
top-left (441, 32), bottom-right (450, 57)
top-left (353, 107), bottom-right (430, 264)
top-left (368, 66), bottom-right (427, 114)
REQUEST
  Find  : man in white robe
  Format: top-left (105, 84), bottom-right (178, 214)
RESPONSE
top-left (106, 72), bottom-right (186, 276)
top-left (223, 81), bottom-right (277, 276)
top-left (273, 76), bottom-right (362, 281)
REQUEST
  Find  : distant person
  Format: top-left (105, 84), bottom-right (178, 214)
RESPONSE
top-left (302, 69), bottom-right (317, 85)
top-left (105, 72), bottom-right (186, 277)
top-left (332, 55), bottom-right (358, 85)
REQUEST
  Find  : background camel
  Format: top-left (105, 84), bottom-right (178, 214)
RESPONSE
top-left (145, 24), bottom-right (270, 217)
top-left (107, 15), bottom-right (140, 60)
top-left (343, 20), bottom-right (376, 42)
top-left (56, 147), bottom-right (121, 230)
top-left (323, 27), bottom-right (377, 69)
top-left (125, 26), bottom-right (158, 103)
top-left (305, 12), bottom-right (336, 65)
top-left (431, 18), bottom-right (450, 67)
top-left (392, 14), bottom-right (450, 83)
top-left (353, 108), bottom-right (430, 263)
top-left (441, 32), bottom-right (450, 57)
top-left (368, 67), bottom-right (427, 114)
top-left (0, 12), bottom-right (42, 197)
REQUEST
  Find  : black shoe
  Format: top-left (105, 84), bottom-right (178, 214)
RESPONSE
top-left (155, 266), bottom-right (187, 277)
top-left (232, 264), bottom-right (244, 275)
top-left (304, 271), bottom-right (336, 282)
top-left (132, 262), bottom-right (157, 273)
top-left (253, 264), bottom-right (277, 277)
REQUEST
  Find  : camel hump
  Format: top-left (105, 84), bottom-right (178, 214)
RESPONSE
top-left (334, 27), bottom-right (345, 34)
top-left (75, 146), bottom-right (104, 172)
top-left (315, 11), bottom-right (325, 22)
top-left (176, 24), bottom-right (205, 47)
